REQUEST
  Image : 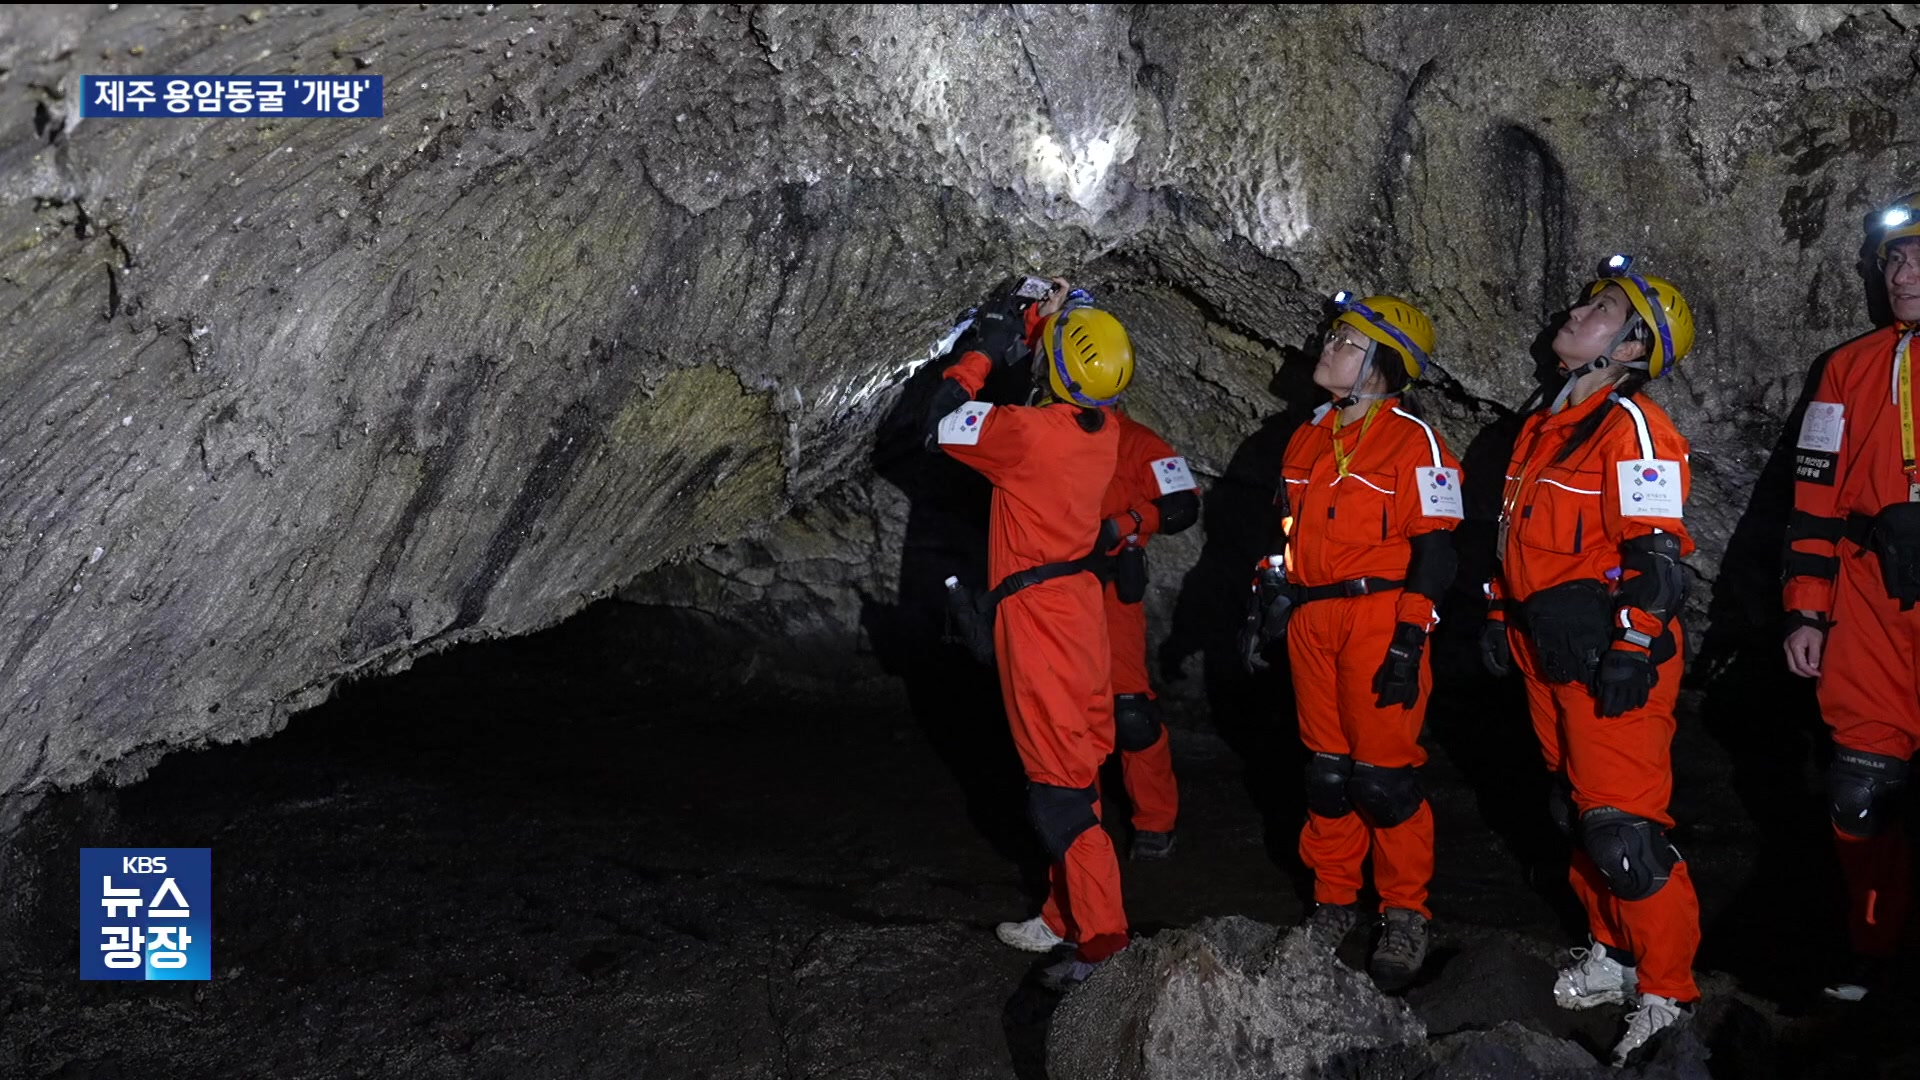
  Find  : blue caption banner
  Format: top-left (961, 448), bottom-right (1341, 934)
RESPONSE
top-left (80, 848), bottom-right (212, 981)
top-left (81, 75), bottom-right (383, 118)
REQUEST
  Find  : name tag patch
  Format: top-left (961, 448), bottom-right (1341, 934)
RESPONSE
top-left (1151, 456), bottom-right (1197, 495)
top-left (1415, 467), bottom-right (1463, 518)
top-left (1797, 401), bottom-right (1844, 454)
top-left (1794, 450), bottom-right (1837, 486)
top-left (937, 401), bottom-right (993, 446)
top-left (1617, 458), bottom-right (1683, 518)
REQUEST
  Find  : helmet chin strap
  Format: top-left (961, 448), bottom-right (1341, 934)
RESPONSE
top-left (1330, 340), bottom-right (1394, 409)
top-left (1550, 315), bottom-right (1643, 413)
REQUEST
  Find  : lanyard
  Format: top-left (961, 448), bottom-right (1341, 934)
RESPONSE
top-left (1496, 420), bottom-right (1557, 562)
top-left (1499, 423), bottom-right (1552, 529)
top-left (1331, 400), bottom-right (1383, 478)
top-left (1899, 331), bottom-right (1919, 500)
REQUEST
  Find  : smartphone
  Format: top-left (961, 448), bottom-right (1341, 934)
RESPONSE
top-left (1013, 276), bottom-right (1055, 301)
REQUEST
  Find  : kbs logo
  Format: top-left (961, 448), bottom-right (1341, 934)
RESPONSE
top-left (81, 848), bottom-right (211, 981)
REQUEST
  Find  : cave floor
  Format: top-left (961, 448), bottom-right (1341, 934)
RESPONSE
top-left (5, 601), bottom-right (1918, 1079)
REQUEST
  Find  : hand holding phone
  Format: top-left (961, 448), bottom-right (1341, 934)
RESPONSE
top-left (1014, 276), bottom-right (1055, 302)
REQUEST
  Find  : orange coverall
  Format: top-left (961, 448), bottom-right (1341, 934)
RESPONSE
top-left (936, 349), bottom-right (1128, 962)
top-left (1099, 411), bottom-right (1199, 834)
top-left (1280, 401), bottom-right (1462, 920)
top-left (1783, 324), bottom-right (1917, 959)
top-left (1490, 388), bottom-right (1700, 1002)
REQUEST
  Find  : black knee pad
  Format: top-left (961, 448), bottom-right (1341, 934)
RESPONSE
top-left (1580, 807), bottom-right (1680, 901)
top-left (1349, 761), bottom-right (1423, 828)
top-left (1829, 747), bottom-right (1910, 838)
top-left (1027, 782), bottom-right (1100, 860)
top-left (1113, 694), bottom-right (1163, 753)
top-left (1547, 772), bottom-right (1577, 840)
top-left (1305, 752), bottom-right (1354, 818)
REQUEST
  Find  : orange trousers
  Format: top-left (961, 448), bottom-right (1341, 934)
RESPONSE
top-left (1287, 590), bottom-right (1435, 919)
top-left (1105, 581), bottom-right (1179, 833)
top-left (1820, 558), bottom-right (1919, 957)
top-left (1511, 627), bottom-right (1701, 1001)
top-left (996, 578), bottom-right (1128, 962)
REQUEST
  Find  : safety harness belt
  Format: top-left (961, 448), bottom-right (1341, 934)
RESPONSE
top-left (989, 547), bottom-right (1109, 603)
top-left (1291, 576), bottom-right (1405, 604)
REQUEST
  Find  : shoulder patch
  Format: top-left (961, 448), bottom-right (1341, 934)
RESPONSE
top-left (1415, 467), bottom-right (1464, 518)
top-left (1150, 456), bottom-right (1198, 495)
top-left (1617, 458), bottom-right (1683, 518)
top-left (1797, 401), bottom-right (1844, 454)
top-left (937, 401), bottom-right (993, 446)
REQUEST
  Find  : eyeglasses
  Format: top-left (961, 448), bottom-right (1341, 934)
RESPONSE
top-left (1323, 329), bottom-right (1368, 352)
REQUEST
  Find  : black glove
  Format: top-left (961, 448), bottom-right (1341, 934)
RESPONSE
top-left (1480, 619), bottom-right (1512, 678)
top-left (1591, 645), bottom-right (1656, 717)
top-left (1372, 622), bottom-right (1427, 710)
top-left (955, 297), bottom-right (1025, 368)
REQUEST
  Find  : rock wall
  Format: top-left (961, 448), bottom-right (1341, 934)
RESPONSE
top-left (3, 4), bottom-right (1918, 803)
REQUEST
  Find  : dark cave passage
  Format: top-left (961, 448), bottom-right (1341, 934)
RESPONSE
top-left (4, 599), bottom-right (1917, 1079)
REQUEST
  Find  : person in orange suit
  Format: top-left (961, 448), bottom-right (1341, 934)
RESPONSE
top-left (1480, 256), bottom-right (1699, 1065)
top-left (924, 280), bottom-right (1136, 988)
top-left (1240, 293), bottom-right (1460, 993)
top-left (1098, 410), bottom-right (1202, 861)
top-left (1782, 192), bottom-right (1920, 1003)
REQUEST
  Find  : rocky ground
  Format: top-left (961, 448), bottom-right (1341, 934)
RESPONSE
top-left (3, 601), bottom-right (1916, 1079)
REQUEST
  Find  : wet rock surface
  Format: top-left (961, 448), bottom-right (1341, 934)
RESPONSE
top-left (4, 4), bottom-right (1920, 812)
top-left (3, 602), bottom-right (1916, 1079)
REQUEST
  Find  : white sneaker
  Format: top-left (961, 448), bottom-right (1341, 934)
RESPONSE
top-left (995, 916), bottom-right (1071, 953)
top-left (1612, 993), bottom-right (1688, 1065)
top-left (1552, 936), bottom-right (1638, 1010)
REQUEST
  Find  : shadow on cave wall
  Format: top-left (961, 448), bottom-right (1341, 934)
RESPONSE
top-left (1687, 233), bottom-right (1905, 999)
top-left (1687, 344), bottom-right (1837, 1001)
top-left (1155, 330), bottom-right (1321, 888)
top-left (862, 350), bottom-right (1048, 882)
top-left (1420, 318), bottom-right (1592, 936)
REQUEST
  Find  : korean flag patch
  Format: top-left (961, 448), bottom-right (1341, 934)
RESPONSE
top-left (937, 401), bottom-right (993, 446)
top-left (1617, 458), bottom-right (1683, 518)
top-left (1415, 467), bottom-right (1463, 519)
top-left (1151, 456), bottom-right (1198, 495)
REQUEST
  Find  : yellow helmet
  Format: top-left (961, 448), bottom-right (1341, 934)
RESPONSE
top-left (1586, 257), bottom-right (1694, 378)
top-left (1875, 191), bottom-right (1920, 260)
top-left (1332, 293), bottom-right (1435, 379)
top-left (1039, 306), bottom-right (1134, 406)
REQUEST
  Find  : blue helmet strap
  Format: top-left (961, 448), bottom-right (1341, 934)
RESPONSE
top-left (1342, 300), bottom-right (1429, 377)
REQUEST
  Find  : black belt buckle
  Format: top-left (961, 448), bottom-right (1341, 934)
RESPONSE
top-left (1344, 578), bottom-right (1374, 597)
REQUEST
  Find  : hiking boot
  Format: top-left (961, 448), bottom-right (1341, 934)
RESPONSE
top-left (995, 915), bottom-right (1070, 954)
top-left (1612, 993), bottom-right (1690, 1066)
top-left (1299, 901), bottom-right (1364, 951)
top-left (1131, 829), bottom-right (1177, 861)
top-left (1369, 908), bottom-right (1429, 991)
top-left (1553, 936), bottom-right (1638, 1010)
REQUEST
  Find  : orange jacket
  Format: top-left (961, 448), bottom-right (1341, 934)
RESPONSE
top-left (936, 352), bottom-right (1119, 587)
top-left (1100, 411), bottom-right (1200, 546)
top-left (1491, 389), bottom-right (1693, 642)
top-left (1784, 326), bottom-right (1915, 616)
top-left (1280, 401), bottom-right (1463, 628)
